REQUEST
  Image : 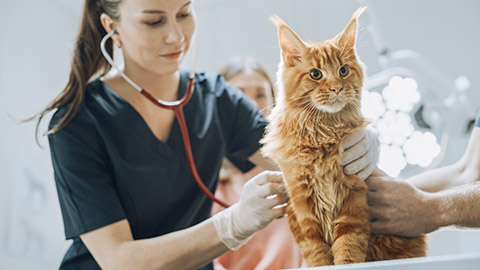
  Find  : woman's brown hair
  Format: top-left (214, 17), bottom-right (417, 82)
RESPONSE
top-left (30, 0), bottom-right (121, 142)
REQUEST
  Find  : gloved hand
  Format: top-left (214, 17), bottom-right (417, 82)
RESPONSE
top-left (341, 127), bottom-right (380, 180)
top-left (212, 171), bottom-right (288, 250)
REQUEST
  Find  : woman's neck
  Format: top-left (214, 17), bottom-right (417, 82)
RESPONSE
top-left (122, 63), bottom-right (181, 102)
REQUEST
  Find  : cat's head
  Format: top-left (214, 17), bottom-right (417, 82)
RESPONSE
top-left (271, 7), bottom-right (366, 115)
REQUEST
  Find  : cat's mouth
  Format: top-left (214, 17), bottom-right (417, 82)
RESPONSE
top-left (312, 99), bottom-right (346, 114)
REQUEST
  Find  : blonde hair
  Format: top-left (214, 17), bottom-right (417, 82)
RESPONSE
top-left (217, 56), bottom-right (275, 100)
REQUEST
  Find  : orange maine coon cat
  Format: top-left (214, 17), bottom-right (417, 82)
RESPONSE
top-left (261, 7), bottom-right (426, 266)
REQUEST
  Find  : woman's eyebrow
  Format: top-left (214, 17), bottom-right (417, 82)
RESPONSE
top-left (142, 1), bottom-right (192, 14)
top-left (142, 10), bottom-right (165, 14)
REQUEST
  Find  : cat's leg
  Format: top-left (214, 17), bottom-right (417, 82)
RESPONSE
top-left (367, 235), bottom-right (426, 261)
top-left (332, 186), bottom-right (370, 264)
top-left (289, 189), bottom-right (332, 266)
top-left (286, 203), bottom-right (304, 245)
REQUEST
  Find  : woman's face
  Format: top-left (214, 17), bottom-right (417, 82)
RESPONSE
top-left (115, 0), bottom-right (195, 75)
top-left (228, 70), bottom-right (274, 116)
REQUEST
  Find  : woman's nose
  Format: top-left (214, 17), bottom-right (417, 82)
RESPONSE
top-left (164, 20), bottom-right (185, 44)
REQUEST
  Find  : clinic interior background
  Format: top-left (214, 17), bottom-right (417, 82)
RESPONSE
top-left (0, 0), bottom-right (479, 269)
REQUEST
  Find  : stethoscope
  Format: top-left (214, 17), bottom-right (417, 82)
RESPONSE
top-left (101, 28), bottom-right (229, 208)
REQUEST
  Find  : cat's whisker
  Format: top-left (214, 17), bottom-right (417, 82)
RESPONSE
top-left (348, 101), bottom-right (362, 114)
top-left (284, 97), bottom-right (311, 108)
top-left (260, 103), bottom-right (276, 114)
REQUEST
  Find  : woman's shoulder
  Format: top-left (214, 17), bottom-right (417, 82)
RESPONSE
top-left (48, 78), bottom-right (107, 135)
top-left (192, 70), bottom-right (242, 98)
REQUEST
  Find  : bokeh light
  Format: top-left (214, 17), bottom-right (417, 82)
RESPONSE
top-left (378, 144), bottom-right (407, 177)
top-left (361, 90), bottom-right (385, 122)
top-left (362, 76), bottom-right (441, 177)
top-left (382, 76), bottom-right (421, 112)
top-left (403, 131), bottom-right (441, 167)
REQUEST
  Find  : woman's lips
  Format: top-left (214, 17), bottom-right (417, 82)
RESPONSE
top-left (162, 51), bottom-right (182, 59)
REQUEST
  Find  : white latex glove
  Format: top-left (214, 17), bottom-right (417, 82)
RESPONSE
top-left (212, 171), bottom-right (288, 250)
top-left (341, 127), bottom-right (380, 180)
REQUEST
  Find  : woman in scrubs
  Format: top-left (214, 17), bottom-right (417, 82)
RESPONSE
top-left (33, 0), bottom-right (379, 269)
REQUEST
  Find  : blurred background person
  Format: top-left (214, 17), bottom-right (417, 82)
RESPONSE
top-left (212, 56), bottom-right (303, 270)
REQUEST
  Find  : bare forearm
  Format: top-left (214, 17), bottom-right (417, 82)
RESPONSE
top-left (117, 219), bottom-right (228, 270)
top-left (410, 127), bottom-right (480, 193)
top-left (431, 182), bottom-right (480, 229)
top-left (407, 163), bottom-right (465, 192)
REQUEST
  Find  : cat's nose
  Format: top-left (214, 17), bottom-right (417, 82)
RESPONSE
top-left (329, 87), bottom-right (343, 94)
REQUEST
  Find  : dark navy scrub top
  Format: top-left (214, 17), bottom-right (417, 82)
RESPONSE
top-left (48, 70), bottom-right (267, 269)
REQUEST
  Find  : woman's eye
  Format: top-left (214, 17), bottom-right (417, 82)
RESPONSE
top-left (309, 68), bottom-right (323, 80)
top-left (178, 12), bottom-right (191, 19)
top-left (256, 93), bottom-right (266, 99)
top-left (339, 65), bottom-right (349, 77)
top-left (145, 18), bottom-right (164, 26)
top-left (219, 177), bottom-right (231, 185)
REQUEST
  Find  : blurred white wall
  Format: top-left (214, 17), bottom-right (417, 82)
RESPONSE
top-left (0, 0), bottom-right (81, 269)
top-left (0, 0), bottom-right (479, 269)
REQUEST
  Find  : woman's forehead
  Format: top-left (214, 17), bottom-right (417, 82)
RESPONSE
top-left (120, 0), bottom-right (192, 14)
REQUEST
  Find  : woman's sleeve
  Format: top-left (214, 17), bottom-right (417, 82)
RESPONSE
top-left (475, 112), bottom-right (480, 127)
top-left (48, 109), bottom-right (126, 239)
top-left (215, 75), bottom-right (269, 172)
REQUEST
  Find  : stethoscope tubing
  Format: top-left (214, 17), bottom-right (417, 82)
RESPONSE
top-left (101, 28), bottom-right (230, 208)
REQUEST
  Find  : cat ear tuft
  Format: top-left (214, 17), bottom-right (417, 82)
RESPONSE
top-left (334, 6), bottom-right (366, 55)
top-left (270, 15), bottom-right (307, 67)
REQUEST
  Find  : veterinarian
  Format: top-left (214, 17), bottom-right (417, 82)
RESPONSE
top-left (33, 0), bottom-right (379, 269)
top-left (367, 112), bottom-right (480, 237)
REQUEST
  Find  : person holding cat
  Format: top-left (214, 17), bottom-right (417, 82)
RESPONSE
top-left (368, 112), bottom-right (480, 237)
top-left (31, 0), bottom-right (379, 269)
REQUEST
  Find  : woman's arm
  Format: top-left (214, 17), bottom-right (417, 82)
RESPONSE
top-left (81, 171), bottom-right (288, 270)
top-left (408, 127), bottom-right (480, 192)
top-left (81, 218), bottom-right (228, 270)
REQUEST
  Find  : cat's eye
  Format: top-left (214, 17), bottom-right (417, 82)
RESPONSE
top-left (339, 65), bottom-right (349, 77)
top-left (309, 68), bottom-right (323, 80)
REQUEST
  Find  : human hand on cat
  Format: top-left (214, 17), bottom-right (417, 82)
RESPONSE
top-left (366, 169), bottom-right (437, 237)
top-left (341, 128), bottom-right (380, 180)
top-left (212, 171), bottom-right (288, 250)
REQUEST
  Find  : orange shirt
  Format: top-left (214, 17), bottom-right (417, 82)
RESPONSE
top-left (212, 165), bottom-right (302, 270)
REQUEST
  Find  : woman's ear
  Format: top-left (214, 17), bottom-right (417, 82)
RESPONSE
top-left (100, 13), bottom-right (121, 47)
top-left (100, 13), bottom-right (115, 33)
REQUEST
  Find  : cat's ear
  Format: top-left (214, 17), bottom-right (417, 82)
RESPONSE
top-left (270, 15), bottom-right (307, 67)
top-left (333, 6), bottom-right (366, 55)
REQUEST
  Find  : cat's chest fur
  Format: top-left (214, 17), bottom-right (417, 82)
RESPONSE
top-left (262, 104), bottom-right (367, 245)
top-left (283, 139), bottom-right (354, 245)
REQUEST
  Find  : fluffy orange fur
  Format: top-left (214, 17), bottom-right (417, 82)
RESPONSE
top-left (261, 7), bottom-right (426, 266)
